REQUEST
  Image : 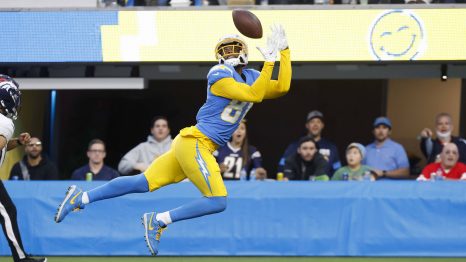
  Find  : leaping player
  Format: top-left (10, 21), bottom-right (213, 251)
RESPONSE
top-left (55, 24), bottom-right (291, 256)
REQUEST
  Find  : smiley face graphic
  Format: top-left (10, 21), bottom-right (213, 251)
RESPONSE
top-left (369, 10), bottom-right (426, 61)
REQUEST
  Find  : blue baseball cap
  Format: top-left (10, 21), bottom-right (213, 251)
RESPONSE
top-left (373, 116), bottom-right (392, 129)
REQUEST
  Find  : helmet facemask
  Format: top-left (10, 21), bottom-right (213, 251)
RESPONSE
top-left (215, 35), bottom-right (248, 67)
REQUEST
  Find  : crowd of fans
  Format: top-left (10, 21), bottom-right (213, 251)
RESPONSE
top-left (7, 116), bottom-right (171, 181)
top-left (216, 111), bottom-right (466, 182)
top-left (7, 111), bottom-right (466, 182)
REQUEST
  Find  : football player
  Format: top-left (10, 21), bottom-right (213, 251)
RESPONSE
top-left (0, 75), bottom-right (47, 262)
top-left (55, 24), bottom-right (291, 256)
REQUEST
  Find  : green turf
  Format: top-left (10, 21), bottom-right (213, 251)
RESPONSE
top-left (3, 257), bottom-right (466, 262)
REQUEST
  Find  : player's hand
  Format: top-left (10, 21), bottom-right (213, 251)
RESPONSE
top-left (420, 128), bottom-right (433, 138)
top-left (18, 132), bottom-right (31, 145)
top-left (256, 34), bottom-right (278, 62)
top-left (271, 24), bottom-right (288, 51)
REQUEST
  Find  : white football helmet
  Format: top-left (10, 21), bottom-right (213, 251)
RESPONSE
top-left (215, 34), bottom-right (248, 67)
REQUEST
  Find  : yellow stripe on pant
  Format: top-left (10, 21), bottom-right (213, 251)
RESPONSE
top-left (144, 126), bottom-right (227, 197)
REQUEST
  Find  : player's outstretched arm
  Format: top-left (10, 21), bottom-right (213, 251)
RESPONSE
top-left (264, 24), bottom-right (292, 100)
top-left (264, 49), bottom-right (291, 99)
top-left (211, 62), bottom-right (274, 103)
top-left (211, 35), bottom-right (277, 103)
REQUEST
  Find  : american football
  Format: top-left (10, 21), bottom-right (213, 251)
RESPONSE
top-left (232, 9), bottom-right (263, 39)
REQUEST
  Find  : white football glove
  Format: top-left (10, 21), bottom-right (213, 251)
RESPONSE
top-left (271, 24), bottom-right (288, 51)
top-left (256, 34), bottom-right (278, 62)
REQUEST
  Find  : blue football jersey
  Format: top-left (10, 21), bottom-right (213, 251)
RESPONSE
top-left (213, 143), bottom-right (262, 180)
top-left (195, 64), bottom-right (260, 146)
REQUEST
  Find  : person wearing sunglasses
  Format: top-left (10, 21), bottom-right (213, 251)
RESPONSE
top-left (9, 137), bottom-right (59, 181)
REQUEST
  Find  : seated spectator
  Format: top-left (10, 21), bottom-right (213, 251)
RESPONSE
top-left (9, 137), bottom-right (59, 180)
top-left (214, 120), bottom-right (267, 181)
top-left (364, 117), bottom-right (410, 179)
top-left (118, 116), bottom-right (172, 175)
top-left (284, 136), bottom-right (328, 181)
top-left (419, 112), bottom-right (466, 164)
top-left (279, 110), bottom-right (341, 177)
top-left (417, 143), bottom-right (466, 180)
top-left (71, 139), bottom-right (119, 181)
top-left (332, 143), bottom-right (375, 181)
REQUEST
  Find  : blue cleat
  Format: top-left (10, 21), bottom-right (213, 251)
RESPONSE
top-left (54, 185), bottom-right (85, 223)
top-left (142, 212), bottom-right (166, 256)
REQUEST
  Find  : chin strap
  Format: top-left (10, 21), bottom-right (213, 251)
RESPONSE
top-left (223, 58), bottom-right (240, 67)
top-left (219, 53), bottom-right (248, 67)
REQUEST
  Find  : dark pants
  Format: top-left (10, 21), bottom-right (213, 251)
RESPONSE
top-left (0, 181), bottom-right (26, 261)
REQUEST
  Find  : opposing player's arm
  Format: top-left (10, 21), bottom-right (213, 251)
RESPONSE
top-left (210, 62), bottom-right (274, 103)
top-left (264, 49), bottom-right (291, 99)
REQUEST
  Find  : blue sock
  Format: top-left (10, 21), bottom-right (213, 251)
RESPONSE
top-left (168, 196), bottom-right (227, 223)
top-left (87, 173), bottom-right (149, 203)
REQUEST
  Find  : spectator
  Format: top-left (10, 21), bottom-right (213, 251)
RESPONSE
top-left (118, 116), bottom-right (172, 175)
top-left (332, 143), bottom-right (375, 181)
top-left (284, 136), bottom-right (328, 181)
top-left (9, 137), bottom-right (59, 180)
top-left (71, 139), bottom-right (119, 181)
top-left (364, 117), bottom-right (410, 179)
top-left (213, 120), bottom-right (267, 181)
top-left (419, 112), bottom-right (466, 164)
top-left (279, 110), bottom-right (341, 177)
top-left (417, 143), bottom-right (466, 180)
